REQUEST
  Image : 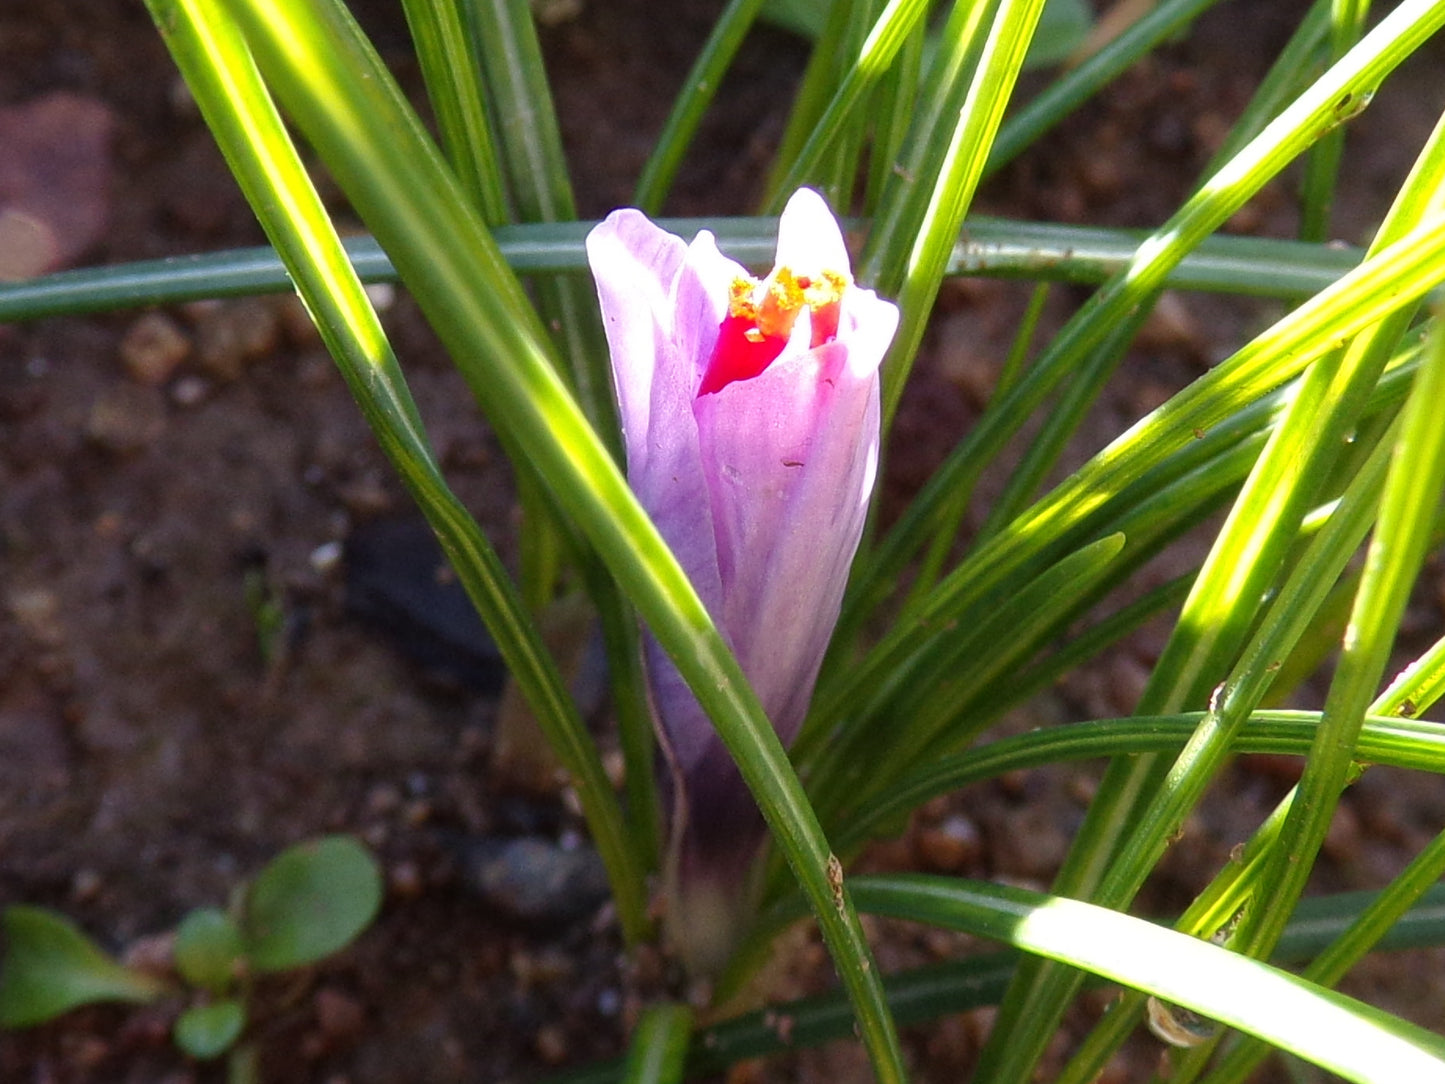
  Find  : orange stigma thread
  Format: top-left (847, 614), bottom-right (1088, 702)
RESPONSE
top-left (698, 266), bottom-right (849, 396)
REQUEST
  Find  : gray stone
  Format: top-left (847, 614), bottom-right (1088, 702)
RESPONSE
top-left (462, 836), bottom-right (609, 927)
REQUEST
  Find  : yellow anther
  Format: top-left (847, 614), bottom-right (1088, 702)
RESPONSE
top-left (727, 276), bottom-right (759, 321)
top-left (802, 269), bottom-right (849, 310)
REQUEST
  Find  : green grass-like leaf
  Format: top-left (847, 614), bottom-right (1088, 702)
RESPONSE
top-left (145, 0), bottom-right (654, 943)
top-left (855, 875), bottom-right (1445, 1083)
top-left (621, 1004), bottom-right (693, 1084)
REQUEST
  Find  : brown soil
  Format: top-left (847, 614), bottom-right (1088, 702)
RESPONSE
top-left (3, 2), bottom-right (1444, 1083)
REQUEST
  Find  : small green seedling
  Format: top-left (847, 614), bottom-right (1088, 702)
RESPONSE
top-left (0, 835), bottom-right (381, 1073)
top-left (243, 565), bottom-right (289, 666)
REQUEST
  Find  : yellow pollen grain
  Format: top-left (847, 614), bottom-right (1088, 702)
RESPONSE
top-left (724, 265), bottom-right (850, 339)
top-left (727, 275), bottom-right (759, 321)
top-left (803, 268), bottom-right (849, 310)
top-left (757, 266), bottom-right (807, 338)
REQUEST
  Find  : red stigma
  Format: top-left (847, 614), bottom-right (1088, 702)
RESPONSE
top-left (698, 313), bottom-right (788, 395)
top-left (698, 268), bottom-right (848, 396)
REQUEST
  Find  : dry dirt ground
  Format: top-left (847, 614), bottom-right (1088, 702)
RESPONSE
top-left (3, 2), bottom-right (1445, 1082)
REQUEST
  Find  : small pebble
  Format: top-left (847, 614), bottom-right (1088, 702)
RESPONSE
top-left (336, 474), bottom-right (393, 516)
top-left (996, 769), bottom-right (1029, 799)
top-left (534, 0), bottom-right (582, 25)
top-left (70, 1035), bottom-right (112, 1070)
top-left (463, 836), bottom-right (610, 927)
top-left (364, 782), bottom-right (402, 816)
top-left (510, 946), bottom-right (574, 991)
top-left (724, 1059), bottom-right (766, 1084)
top-left (363, 282), bottom-right (396, 312)
top-left (86, 382), bottom-right (166, 453)
top-left (9, 586), bottom-right (63, 646)
top-left (1105, 653), bottom-right (1151, 715)
top-left (990, 803), bottom-right (1068, 879)
top-left (1148, 113), bottom-right (1190, 156)
top-left (915, 813), bottom-right (982, 872)
top-left (193, 298), bottom-right (279, 381)
top-left (1323, 800), bottom-right (1362, 861)
top-left (1067, 773), bottom-right (1098, 805)
top-left (314, 987), bottom-right (365, 1042)
top-left (0, 93), bottom-right (115, 279)
top-left (1078, 149), bottom-right (1124, 200)
top-left (533, 1023), bottom-right (569, 1065)
top-left (601, 748), bottom-right (626, 789)
top-left (168, 74), bottom-right (198, 117)
top-left (924, 1014), bottom-right (976, 1066)
top-left (388, 859), bottom-right (424, 899)
top-left (169, 374), bottom-right (210, 407)
top-left (309, 540), bottom-right (344, 575)
top-left (120, 311), bottom-right (190, 386)
top-left (360, 822), bottom-right (389, 849)
top-left (1191, 112), bottom-right (1232, 157)
top-left (71, 866), bottom-right (103, 902)
top-left (0, 208), bottom-right (57, 281)
top-left (1135, 292), bottom-right (1201, 356)
top-left (121, 931), bottom-right (176, 978)
top-left (1126, 378), bottom-right (1175, 418)
top-left (919, 795), bottom-right (952, 822)
top-left (275, 294), bottom-right (323, 346)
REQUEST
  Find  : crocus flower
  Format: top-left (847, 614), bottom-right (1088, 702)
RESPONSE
top-left (587, 189), bottom-right (898, 969)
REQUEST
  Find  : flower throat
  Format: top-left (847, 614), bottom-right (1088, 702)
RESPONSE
top-left (698, 266), bottom-right (848, 396)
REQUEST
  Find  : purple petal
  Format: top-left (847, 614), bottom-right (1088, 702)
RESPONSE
top-left (692, 314), bottom-right (890, 741)
top-left (586, 212), bottom-right (737, 621)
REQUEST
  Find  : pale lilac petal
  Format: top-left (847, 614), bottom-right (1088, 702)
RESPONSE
top-left (693, 336), bottom-right (882, 741)
top-left (587, 215), bottom-right (745, 775)
top-left (773, 187), bottom-right (851, 281)
top-left (673, 230), bottom-right (741, 388)
top-left (838, 284), bottom-right (900, 380)
top-left (588, 213), bottom-right (725, 622)
top-left (585, 209), bottom-right (684, 462)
